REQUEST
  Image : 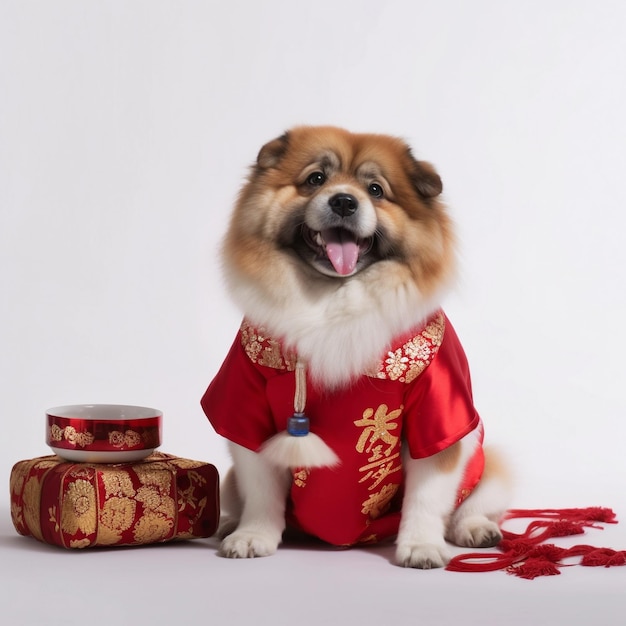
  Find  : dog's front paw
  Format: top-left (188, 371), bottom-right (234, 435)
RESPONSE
top-left (219, 529), bottom-right (280, 559)
top-left (395, 542), bottom-right (451, 569)
top-left (447, 515), bottom-right (502, 548)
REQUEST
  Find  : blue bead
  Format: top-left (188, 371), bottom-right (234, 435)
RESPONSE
top-left (287, 413), bottom-right (309, 437)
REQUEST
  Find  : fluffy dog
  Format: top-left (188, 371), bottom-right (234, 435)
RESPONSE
top-left (201, 126), bottom-right (510, 568)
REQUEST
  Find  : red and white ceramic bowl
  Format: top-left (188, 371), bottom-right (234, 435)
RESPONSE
top-left (46, 404), bottom-right (162, 463)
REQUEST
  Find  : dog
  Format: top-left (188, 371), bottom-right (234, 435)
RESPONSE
top-left (201, 126), bottom-right (510, 568)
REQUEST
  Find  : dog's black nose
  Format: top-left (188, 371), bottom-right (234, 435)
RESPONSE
top-left (329, 193), bottom-right (358, 217)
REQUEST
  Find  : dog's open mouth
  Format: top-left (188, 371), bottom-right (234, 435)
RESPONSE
top-left (302, 226), bottom-right (374, 276)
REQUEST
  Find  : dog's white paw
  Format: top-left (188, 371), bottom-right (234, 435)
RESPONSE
top-left (395, 542), bottom-right (451, 569)
top-left (447, 515), bottom-right (502, 548)
top-left (219, 529), bottom-right (279, 559)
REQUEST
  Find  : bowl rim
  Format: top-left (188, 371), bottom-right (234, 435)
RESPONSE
top-left (46, 403), bottom-right (163, 420)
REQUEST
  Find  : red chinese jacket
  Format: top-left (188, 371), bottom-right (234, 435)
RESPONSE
top-left (201, 310), bottom-right (484, 546)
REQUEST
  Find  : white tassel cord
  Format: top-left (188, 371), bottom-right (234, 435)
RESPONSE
top-left (294, 361), bottom-right (306, 414)
top-left (259, 360), bottom-right (340, 470)
top-left (260, 431), bottom-right (340, 470)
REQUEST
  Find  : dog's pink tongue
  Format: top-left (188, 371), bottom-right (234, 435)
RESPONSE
top-left (322, 228), bottom-right (359, 275)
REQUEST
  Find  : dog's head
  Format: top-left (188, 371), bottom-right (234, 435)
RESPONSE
top-left (224, 126), bottom-right (454, 297)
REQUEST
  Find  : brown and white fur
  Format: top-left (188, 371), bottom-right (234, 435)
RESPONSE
top-left (216, 126), bottom-right (510, 568)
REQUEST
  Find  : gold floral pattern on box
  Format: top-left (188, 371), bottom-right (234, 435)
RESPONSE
top-left (10, 452), bottom-right (219, 549)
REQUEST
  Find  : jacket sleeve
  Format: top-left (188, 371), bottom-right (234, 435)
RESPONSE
top-left (402, 316), bottom-right (481, 458)
top-left (200, 331), bottom-right (277, 451)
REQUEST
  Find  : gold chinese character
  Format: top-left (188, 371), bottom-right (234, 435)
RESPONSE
top-left (361, 484), bottom-right (399, 520)
top-left (354, 404), bottom-right (402, 457)
top-left (358, 456), bottom-right (402, 490)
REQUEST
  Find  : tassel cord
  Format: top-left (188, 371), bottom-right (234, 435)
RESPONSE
top-left (294, 360), bottom-right (307, 414)
top-left (260, 357), bottom-right (339, 469)
top-left (446, 507), bottom-right (625, 578)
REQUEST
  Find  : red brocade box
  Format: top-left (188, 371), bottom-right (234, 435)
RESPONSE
top-left (10, 452), bottom-right (219, 549)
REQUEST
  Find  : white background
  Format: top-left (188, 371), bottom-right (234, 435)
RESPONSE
top-left (1, 1), bottom-right (625, 624)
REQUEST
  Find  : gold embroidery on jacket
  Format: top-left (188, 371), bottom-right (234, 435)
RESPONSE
top-left (354, 404), bottom-right (403, 520)
top-left (293, 469), bottom-right (310, 488)
top-left (354, 404), bottom-right (402, 456)
top-left (361, 484), bottom-right (400, 520)
top-left (368, 312), bottom-right (445, 382)
top-left (358, 454), bottom-right (402, 490)
top-left (240, 312), bottom-right (445, 383)
top-left (240, 320), bottom-right (296, 370)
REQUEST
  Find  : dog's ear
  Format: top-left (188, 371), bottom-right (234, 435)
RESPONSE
top-left (407, 151), bottom-right (443, 198)
top-left (257, 132), bottom-right (290, 169)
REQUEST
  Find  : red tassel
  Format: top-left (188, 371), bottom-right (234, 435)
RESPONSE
top-left (504, 507), bottom-right (617, 524)
top-left (497, 538), bottom-right (536, 556)
top-left (580, 548), bottom-right (626, 567)
top-left (542, 520), bottom-right (588, 538)
top-left (527, 544), bottom-right (569, 562)
top-left (446, 506), bottom-right (624, 579)
top-left (507, 557), bottom-right (562, 580)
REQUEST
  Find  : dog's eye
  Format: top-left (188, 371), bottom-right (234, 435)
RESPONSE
top-left (306, 171), bottom-right (326, 187)
top-left (368, 183), bottom-right (384, 199)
